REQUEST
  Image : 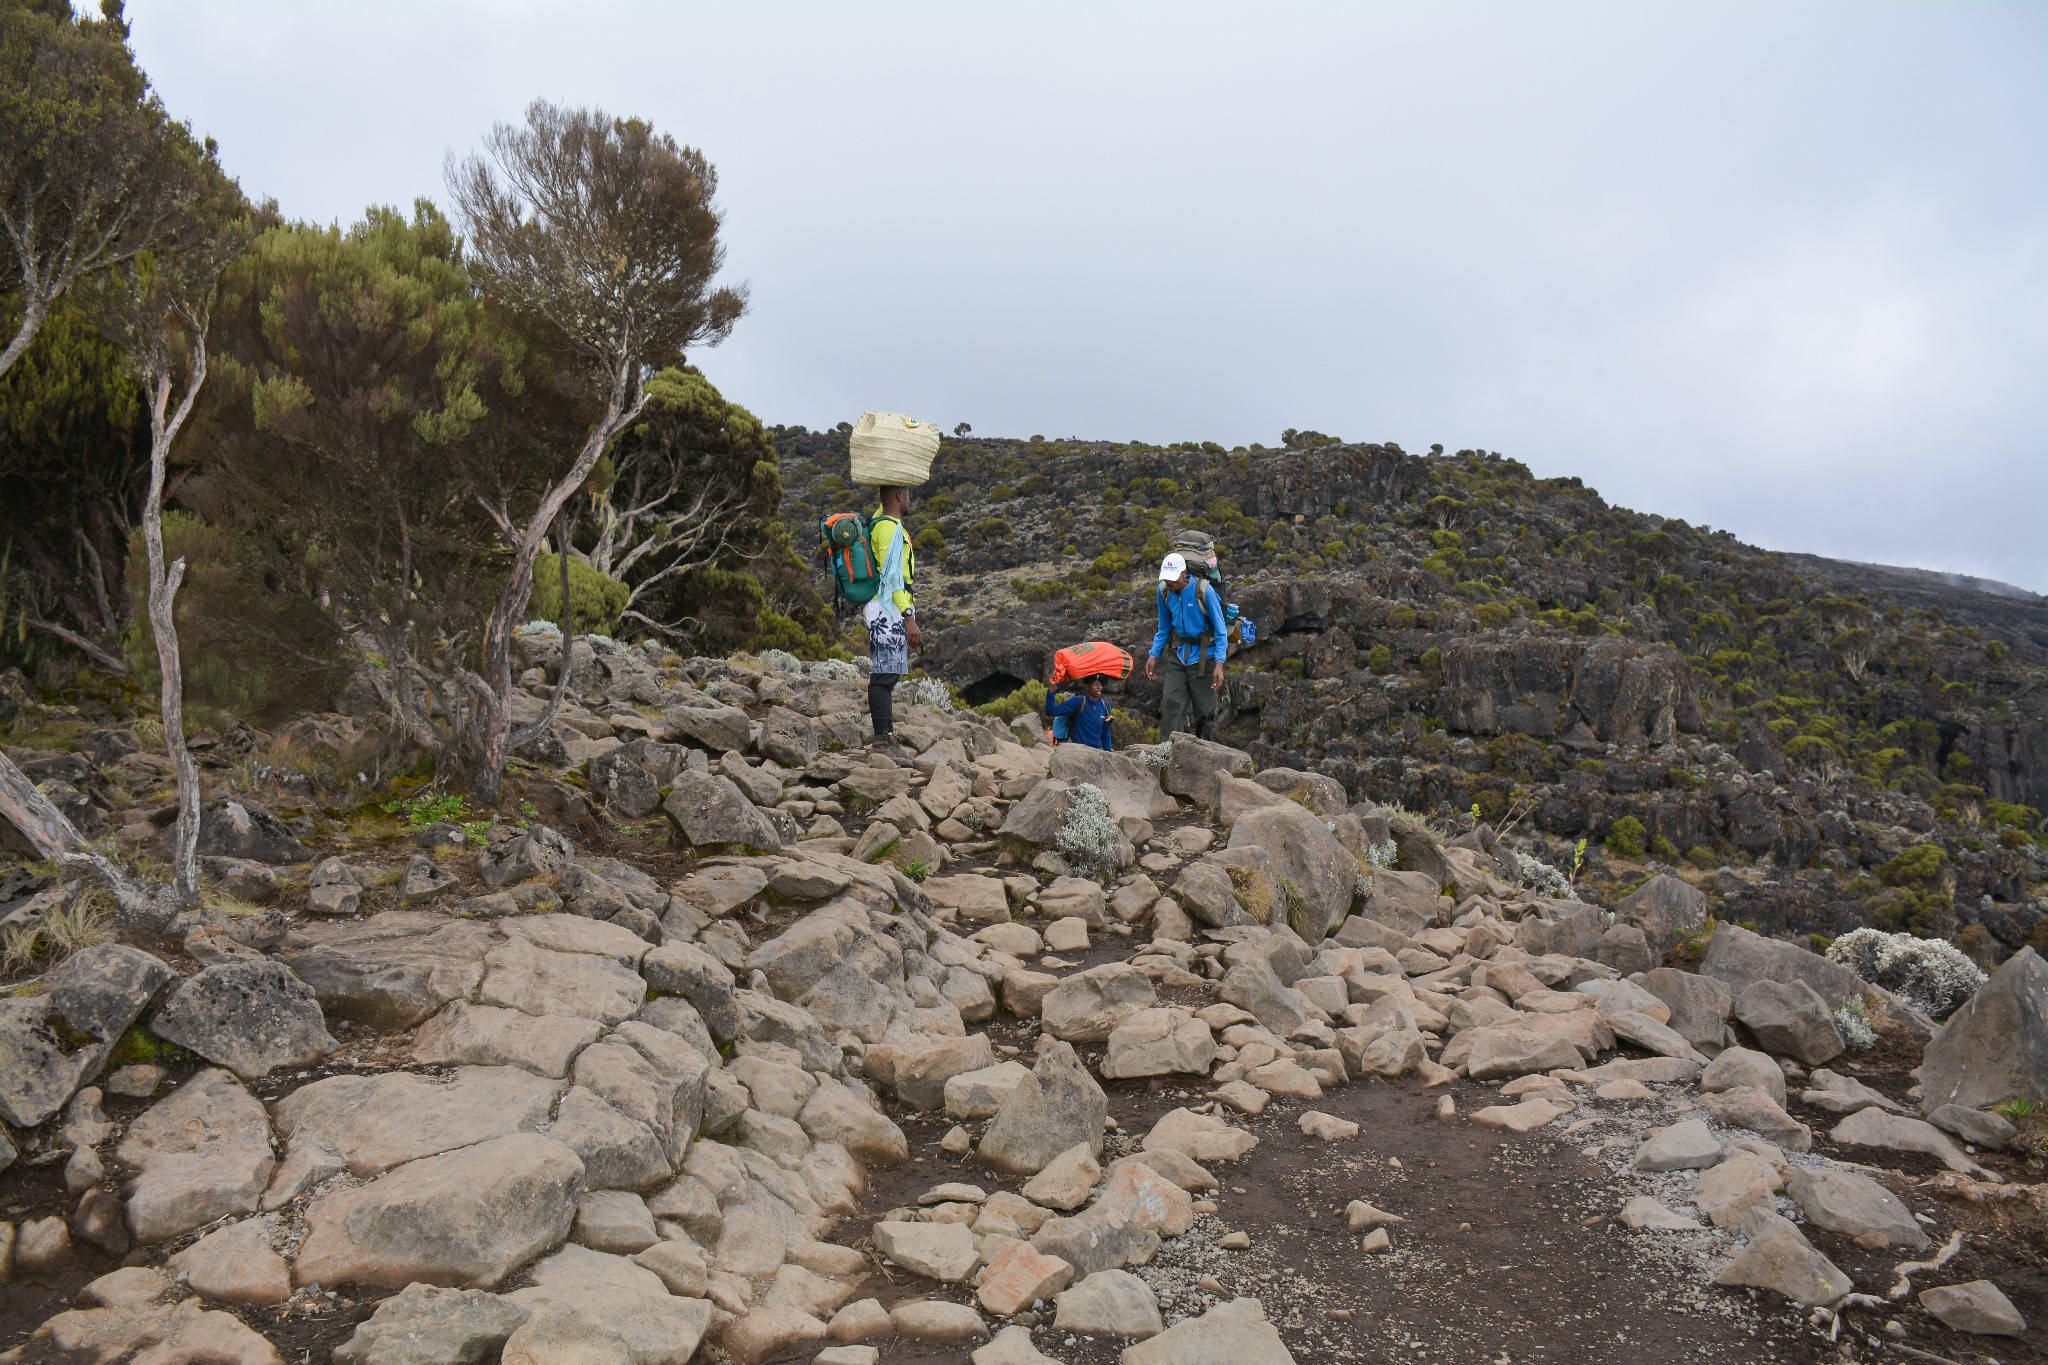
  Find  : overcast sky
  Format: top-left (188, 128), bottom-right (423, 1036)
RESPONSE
top-left (127, 2), bottom-right (2048, 592)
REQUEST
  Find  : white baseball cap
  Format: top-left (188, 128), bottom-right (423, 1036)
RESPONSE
top-left (1157, 552), bottom-right (1187, 582)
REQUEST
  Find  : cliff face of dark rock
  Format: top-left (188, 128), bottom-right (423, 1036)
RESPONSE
top-left (775, 428), bottom-right (2048, 958)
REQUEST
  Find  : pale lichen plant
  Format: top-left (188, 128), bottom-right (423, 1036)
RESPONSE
top-left (1833, 995), bottom-right (1878, 1051)
top-left (1825, 926), bottom-right (1987, 1019)
top-left (1055, 783), bottom-right (1122, 878)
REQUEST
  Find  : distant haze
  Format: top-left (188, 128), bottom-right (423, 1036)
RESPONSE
top-left (127, 2), bottom-right (2048, 591)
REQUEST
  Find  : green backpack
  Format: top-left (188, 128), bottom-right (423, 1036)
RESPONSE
top-left (820, 512), bottom-right (880, 606)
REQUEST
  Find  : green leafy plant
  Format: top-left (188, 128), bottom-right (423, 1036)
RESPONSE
top-left (460, 819), bottom-right (495, 845)
top-left (382, 790), bottom-right (471, 830)
top-left (1995, 1097), bottom-right (2039, 1123)
top-left (1568, 837), bottom-right (1588, 886)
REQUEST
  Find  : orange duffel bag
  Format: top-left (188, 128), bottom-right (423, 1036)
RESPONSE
top-left (1048, 641), bottom-right (1134, 686)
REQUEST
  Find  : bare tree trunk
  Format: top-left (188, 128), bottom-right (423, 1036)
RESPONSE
top-left (470, 357), bottom-right (642, 801)
top-left (24, 616), bottom-right (130, 675)
top-left (0, 293), bottom-right (48, 380)
top-left (0, 753), bottom-right (164, 918)
top-left (139, 341), bottom-right (210, 908)
top-left (509, 528), bottom-right (577, 755)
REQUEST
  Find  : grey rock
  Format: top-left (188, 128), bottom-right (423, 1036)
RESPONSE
top-left (1700, 1085), bottom-right (1811, 1152)
top-left (799, 1080), bottom-right (909, 1166)
top-left (1161, 735), bottom-right (1255, 810)
top-left (477, 823), bottom-right (573, 887)
top-left (1217, 955), bottom-right (1307, 1036)
top-left (1700, 1046), bottom-right (1787, 1107)
top-left (1226, 802), bottom-right (1356, 942)
top-left (664, 698), bottom-right (753, 752)
top-left (117, 1068), bottom-right (276, 1244)
top-left (1733, 979), bottom-right (1845, 1066)
top-left (1121, 1296), bottom-right (1297, 1365)
top-left (48, 942), bottom-right (173, 1042)
top-left (589, 750), bottom-right (662, 818)
top-left (979, 1040), bottom-right (1108, 1175)
top-left (872, 1220), bottom-right (979, 1281)
top-left (507, 1243), bottom-right (715, 1364)
top-left (1700, 923), bottom-right (1870, 1007)
top-left (1927, 1103), bottom-right (2019, 1148)
top-left (1174, 860), bottom-right (1244, 928)
top-left (573, 1189), bottom-right (659, 1254)
top-left (1053, 1268), bottom-right (1163, 1337)
top-left (1639, 967), bottom-right (1734, 1051)
top-left (1713, 1209), bottom-right (1853, 1306)
top-left (640, 941), bottom-right (741, 1041)
top-left (1918, 946), bottom-right (2046, 1112)
top-left (479, 938), bottom-right (646, 1026)
top-left (663, 770), bottom-right (782, 852)
top-left (266, 1065), bottom-right (563, 1206)
top-left (1633, 1117), bottom-right (1724, 1172)
top-left (1048, 744), bottom-right (1176, 823)
top-left (150, 959), bottom-right (336, 1080)
top-left (335, 1283), bottom-right (531, 1365)
top-left (1355, 868), bottom-right (1447, 937)
top-left (552, 1085), bottom-right (671, 1191)
top-left (195, 798), bottom-right (312, 864)
top-left (1785, 1167), bottom-right (1929, 1249)
top-left (285, 912), bottom-right (496, 1029)
top-left (413, 1002), bottom-right (602, 1079)
top-left (1614, 874), bottom-right (1706, 957)
top-left (1041, 964), bottom-right (1156, 1043)
top-left (1919, 1279), bottom-right (2027, 1335)
top-left (1101, 1008), bottom-right (1217, 1079)
top-left (1799, 1068), bottom-right (1905, 1116)
top-left (397, 855), bottom-right (459, 905)
top-left (295, 1132), bottom-right (584, 1290)
top-left (1831, 1108), bottom-right (1987, 1176)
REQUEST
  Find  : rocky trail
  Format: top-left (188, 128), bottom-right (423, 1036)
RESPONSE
top-left (2, 640), bottom-right (2044, 1365)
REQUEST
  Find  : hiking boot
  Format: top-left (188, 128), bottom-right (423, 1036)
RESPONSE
top-left (868, 735), bottom-right (914, 764)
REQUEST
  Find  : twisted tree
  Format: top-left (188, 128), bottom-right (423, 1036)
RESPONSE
top-left (447, 100), bottom-right (747, 800)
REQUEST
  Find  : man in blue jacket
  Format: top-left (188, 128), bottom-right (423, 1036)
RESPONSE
top-left (1147, 551), bottom-right (1229, 740)
top-left (1044, 675), bottom-right (1115, 750)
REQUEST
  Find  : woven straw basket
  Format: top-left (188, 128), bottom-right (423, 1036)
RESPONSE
top-left (848, 411), bottom-right (941, 487)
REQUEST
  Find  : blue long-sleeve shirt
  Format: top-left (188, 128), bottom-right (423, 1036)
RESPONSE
top-left (1150, 580), bottom-right (1230, 667)
top-left (1045, 691), bottom-right (1115, 750)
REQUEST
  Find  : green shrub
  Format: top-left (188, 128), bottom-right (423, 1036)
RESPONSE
top-left (1650, 833), bottom-right (1682, 862)
top-left (1604, 815), bottom-right (1647, 859)
top-left (124, 512), bottom-right (344, 723)
top-left (1685, 845), bottom-right (1719, 869)
top-left (913, 524), bottom-right (947, 561)
top-left (972, 678), bottom-right (1047, 722)
top-left (530, 553), bottom-right (629, 637)
top-left (1366, 644), bottom-right (1393, 675)
top-left (1876, 842), bottom-right (1947, 890)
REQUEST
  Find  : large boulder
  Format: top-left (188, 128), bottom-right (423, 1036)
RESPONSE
top-left (1, 943), bottom-right (172, 1128)
top-left (978, 1041), bottom-right (1107, 1175)
top-left (1918, 947), bottom-right (2046, 1112)
top-left (1041, 965), bottom-right (1156, 1044)
top-left (1614, 874), bottom-right (1706, 957)
top-left (284, 913), bottom-right (496, 1029)
top-left (662, 772), bottom-right (782, 852)
top-left (1732, 980), bottom-right (1844, 1066)
top-left (267, 1065), bottom-right (563, 1205)
top-left (1639, 967), bottom-right (1734, 1052)
top-left (1342, 869), bottom-right (1442, 939)
top-left (150, 960), bottom-right (337, 1080)
top-left (1701, 923), bottom-right (1869, 1007)
top-left (1120, 1296), bottom-right (1295, 1365)
top-left (194, 798), bottom-right (312, 864)
top-left (1101, 1009), bottom-right (1217, 1079)
top-left (1226, 803), bottom-right (1355, 942)
top-left (1161, 736), bottom-right (1254, 810)
top-left (294, 1133), bottom-right (584, 1290)
top-left (117, 1068), bottom-right (277, 1244)
top-left (1047, 745), bottom-right (1176, 823)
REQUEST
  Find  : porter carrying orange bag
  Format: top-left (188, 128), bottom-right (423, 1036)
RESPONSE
top-left (1048, 641), bottom-right (1134, 687)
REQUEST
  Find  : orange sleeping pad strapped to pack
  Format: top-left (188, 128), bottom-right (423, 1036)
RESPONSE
top-left (1048, 641), bottom-right (1134, 686)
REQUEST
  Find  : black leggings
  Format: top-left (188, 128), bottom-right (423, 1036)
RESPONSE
top-left (869, 673), bottom-right (902, 738)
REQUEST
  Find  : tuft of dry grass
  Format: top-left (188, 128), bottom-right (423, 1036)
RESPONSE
top-left (1, 882), bottom-right (113, 975)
